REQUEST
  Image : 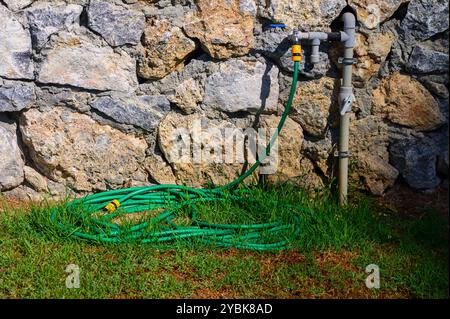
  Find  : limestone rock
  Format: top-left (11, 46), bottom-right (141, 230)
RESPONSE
top-left (0, 115), bottom-right (25, 191)
top-left (349, 116), bottom-right (398, 195)
top-left (259, 115), bottom-right (323, 189)
top-left (296, 157), bottom-right (324, 190)
top-left (0, 80), bottom-right (35, 112)
top-left (87, 0), bottom-right (145, 47)
top-left (26, 2), bottom-right (83, 49)
top-left (144, 152), bottom-right (177, 184)
top-left (0, 6), bottom-right (34, 80)
top-left (20, 108), bottom-right (148, 192)
top-left (47, 179), bottom-right (71, 198)
top-left (352, 87), bottom-right (374, 118)
top-left (290, 77), bottom-right (335, 137)
top-left (90, 95), bottom-right (171, 131)
top-left (348, 0), bottom-right (408, 29)
top-left (37, 30), bottom-right (138, 92)
top-left (239, 0), bottom-right (257, 16)
top-left (139, 56), bottom-right (215, 96)
top-left (407, 44), bottom-right (449, 74)
top-left (373, 72), bottom-right (444, 131)
top-left (353, 31), bottom-right (395, 87)
top-left (169, 78), bottom-right (204, 114)
top-left (203, 59), bottom-right (280, 113)
top-left (260, 0), bottom-right (346, 31)
top-left (24, 166), bottom-right (48, 192)
top-left (138, 19), bottom-right (197, 80)
top-left (2, 185), bottom-right (42, 202)
top-left (158, 112), bottom-right (244, 187)
top-left (259, 115), bottom-right (303, 180)
top-left (138, 56), bottom-right (216, 111)
top-left (34, 85), bottom-right (92, 112)
top-left (401, 0), bottom-right (449, 41)
top-left (184, 0), bottom-right (254, 59)
top-left (3, 0), bottom-right (34, 11)
top-left (302, 135), bottom-right (333, 175)
top-left (253, 30), bottom-right (289, 62)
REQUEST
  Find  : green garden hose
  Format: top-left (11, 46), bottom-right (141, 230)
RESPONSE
top-left (50, 61), bottom-right (305, 251)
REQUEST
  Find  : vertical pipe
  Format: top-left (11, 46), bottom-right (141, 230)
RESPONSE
top-left (338, 13), bottom-right (356, 206)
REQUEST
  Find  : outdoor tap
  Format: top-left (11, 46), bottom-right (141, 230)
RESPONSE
top-left (289, 12), bottom-right (357, 206)
top-left (290, 24), bottom-right (355, 65)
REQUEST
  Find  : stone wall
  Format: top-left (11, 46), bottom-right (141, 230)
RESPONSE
top-left (0, 0), bottom-right (448, 200)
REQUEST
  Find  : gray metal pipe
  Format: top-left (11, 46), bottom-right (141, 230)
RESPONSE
top-left (342, 12), bottom-right (356, 48)
top-left (291, 12), bottom-right (356, 205)
top-left (293, 31), bottom-right (350, 43)
top-left (338, 12), bottom-right (356, 205)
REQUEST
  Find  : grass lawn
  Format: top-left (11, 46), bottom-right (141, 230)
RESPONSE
top-left (0, 184), bottom-right (448, 299)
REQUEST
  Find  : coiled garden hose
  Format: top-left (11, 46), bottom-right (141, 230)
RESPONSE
top-left (50, 61), bottom-right (305, 250)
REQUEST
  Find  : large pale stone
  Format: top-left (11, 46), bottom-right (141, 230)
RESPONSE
top-left (26, 2), bottom-right (83, 49)
top-left (184, 0), bottom-right (254, 59)
top-left (144, 152), bottom-right (177, 185)
top-left (350, 116), bottom-right (399, 195)
top-left (373, 72), bottom-right (445, 131)
top-left (3, 0), bottom-right (34, 11)
top-left (260, 115), bottom-right (303, 181)
top-left (259, 115), bottom-right (323, 189)
top-left (138, 57), bottom-right (216, 112)
top-left (138, 19), bottom-right (197, 80)
top-left (203, 59), bottom-right (280, 113)
top-left (353, 31), bottom-right (395, 87)
top-left (169, 78), bottom-right (204, 114)
top-left (239, 0), bottom-right (257, 16)
top-left (290, 77), bottom-right (335, 137)
top-left (24, 166), bottom-right (48, 192)
top-left (348, 0), bottom-right (408, 29)
top-left (0, 80), bottom-right (35, 112)
top-left (90, 95), bottom-right (171, 131)
top-left (261, 0), bottom-right (346, 31)
top-left (20, 108), bottom-right (148, 192)
top-left (87, 0), bottom-right (145, 47)
top-left (37, 30), bottom-right (138, 92)
top-left (0, 115), bottom-right (25, 191)
top-left (158, 112), bottom-right (244, 187)
top-left (2, 185), bottom-right (42, 202)
top-left (0, 6), bottom-right (34, 80)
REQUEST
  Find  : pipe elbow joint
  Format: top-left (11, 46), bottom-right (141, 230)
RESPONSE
top-left (342, 12), bottom-right (356, 48)
top-left (342, 12), bottom-right (356, 27)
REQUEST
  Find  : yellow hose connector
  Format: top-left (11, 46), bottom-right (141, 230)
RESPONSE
top-left (292, 44), bottom-right (302, 62)
top-left (104, 199), bottom-right (121, 213)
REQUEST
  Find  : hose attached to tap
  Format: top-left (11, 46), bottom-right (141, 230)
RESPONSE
top-left (49, 52), bottom-right (305, 251)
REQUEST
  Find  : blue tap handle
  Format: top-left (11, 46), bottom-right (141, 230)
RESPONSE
top-left (268, 23), bottom-right (287, 29)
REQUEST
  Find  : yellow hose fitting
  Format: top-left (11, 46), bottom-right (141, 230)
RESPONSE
top-left (292, 44), bottom-right (302, 62)
top-left (104, 199), bottom-right (121, 213)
